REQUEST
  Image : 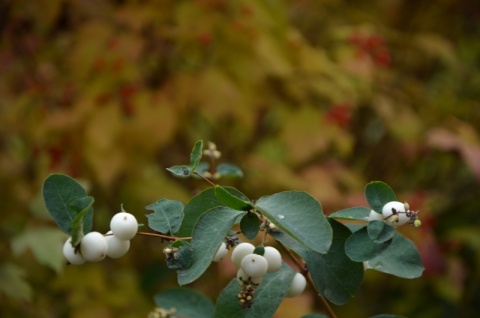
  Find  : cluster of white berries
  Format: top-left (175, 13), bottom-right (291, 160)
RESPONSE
top-left (62, 212), bottom-right (138, 265)
top-left (212, 241), bottom-right (306, 308)
top-left (368, 201), bottom-right (421, 228)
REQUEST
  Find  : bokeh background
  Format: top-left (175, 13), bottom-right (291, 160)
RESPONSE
top-left (1, 0), bottom-right (480, 317)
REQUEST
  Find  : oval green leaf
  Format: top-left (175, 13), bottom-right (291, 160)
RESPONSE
top-left (146, 199), bottom-right (184, 234)
top-left (154, 287), bottom-right (214, 318)
top-left (345, 225), bottom-right (392, 262)
top-left (240, 213), bottom-right (260, 240)
top-left (256, 191), bottom-right (332, 254)
top-left (365, 181), bottom-right (397, 213)
top-left (214, 185), bottom-right (253, 211)
top-left (329, 206), bottom-right (371, 221)
top-left (42, 174), bottom-right (93, 235)
top-left (365, 232), bottom-right (424, 279)
top-left (367, 220), bottom-right (395, 243)
top-left (176, 187), bottom-right (249, 237)
top-left (177, 207), bottom-right (244, 285)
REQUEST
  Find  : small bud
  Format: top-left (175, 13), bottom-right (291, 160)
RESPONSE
top-left (268, 222), bottom-right (276, 230)
top-left (404, 202), bottom-right (410, 211)
top-left (414, 219), bottom-right (422, 227)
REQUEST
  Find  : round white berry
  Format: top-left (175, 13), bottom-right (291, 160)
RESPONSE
top-left (382, 201), bottom-right (409, 227)
top-left (236, 268), bottom-right (264, 286)
top-left (286, 272), bottom-right (307, 298)
top-left (80, 231), bottom-right (108, 262)
top-left (63, 237), bottom-right (86, 265)
top-left (240, 254), bottom-right (268, 278)
top-left (212, 242), bottom-right (228, 262)
top-left (110, 212), bottom-right (138, 240)
top-left (263, 246), bottom-right (282, 273)
top-left (368, 209), bottom-right (384, 222)
top-left (105, 231), bottom-right (130, 259)
top-left (231, 242), bottom-right (255, 268)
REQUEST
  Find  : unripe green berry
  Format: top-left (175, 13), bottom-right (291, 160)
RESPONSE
top-left (212, 242), bottom-right (228, 262)
top-left (263, 246), bottom-right (282, 272)
top-left (105, 231), bottom-right (130, 259)
top-left (63, 237), bottom-right (86, 265)
top-left (110, 212), bottom-right (138, 240)
top-left (414, 219), bottom-right (422, 227)
top-left (240, 254), bottom-right (268, 278)
top-left (80, 231), bottom-right (108, 262)
top-left (286, 272), bottom-right (307, 298)
top-left (231, 242), bottom-right (255, 268)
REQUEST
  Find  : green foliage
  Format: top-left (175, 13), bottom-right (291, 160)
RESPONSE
top-left (367, 221), bottom-right (395, 243)
top-left (214, 264), bottom-right (296, 318)
top-left (214, 185), bottom-right (254, 211)
top-left (271, 219), bottom-right (364, 305)
top-left (240, 213), bottom-right (261, 241)
top-left (42, 174), bottom-right (94, 236)
top-left (153, 288), bottom-right (214, 318)
top-left (145, 199), bottom-right (184, 234)
top-left (5, 0), bottom-right (479, 315)
top-left (345, 226), bottom-right (392, 262)
top-left (365, 182), bottom-right (397, 214)
top-left (256, 191), bottom-right (332, 254)
top-left (329, 207), bottom-right (371, 221)
top-left (177, 207), bottom-right (244, 285)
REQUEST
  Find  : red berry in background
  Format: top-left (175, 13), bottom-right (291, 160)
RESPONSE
top-left (325, 104), bottom-right (352, 128)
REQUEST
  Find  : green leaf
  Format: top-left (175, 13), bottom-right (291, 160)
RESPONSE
top-left (329, 206), bottom-right (371, 221)
top-left (240, 213), bottom-right (260, 240)
top-left (367, 221), bottom-right (395, 243)
top-left (302, 315), bottom-right (330, 318)
top-left (345, 225), bottom-right (392, 262)
top-left (214, 264), bottom-right (296, 318)
top-left (70, 196), bottom-right (95, 246)
top-left (0, 263), bottom-right (32, 302)
top-left (271, 219), bottom-right (364, 305)
top-left (166, 243), bottom-right (194, 270)
top-left (176, 187), bottom-right (249, 237)
top-left (214, 185), bottom-right (253, 211)
top-left (177, 207), bottom-right (244, 285)
top-left (190, 140), bottom-right (204, 171)
top-left (42, 174), bottom-right (93, 235)
top-left (216, 163), bottom-right (244, 178)
top-left (11, 228), bottom-right (67, 273)
top-left (166, 165), bottom-right (192, 177)
top-left (256, 191), bottom-right (332, 254)
top-left (365, 181), bottom-right (397, 213)
top-left (146, 199), bottom-right (184, 234)
top-left (154, 287), bottom-right (214, 318)
top-left (365, 232), bottom-right (424, 278)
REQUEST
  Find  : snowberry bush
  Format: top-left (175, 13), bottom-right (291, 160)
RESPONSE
top-left (42, 140), bottom-right (424, 318)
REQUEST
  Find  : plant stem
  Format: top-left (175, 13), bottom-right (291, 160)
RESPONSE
top-left (277, 240), bottom-right (337, 318)
top-left (194, 171), bottom-right (217, 187)
top-left (137, 231), bottom-right (192, 241)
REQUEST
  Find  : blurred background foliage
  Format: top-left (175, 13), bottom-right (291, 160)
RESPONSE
top-left (1, 0), bottom-right (479, 317)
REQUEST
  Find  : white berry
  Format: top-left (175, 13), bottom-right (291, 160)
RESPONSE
top-left (63, 237), bottom-right (86, 265)
top-left (286, 272), bottom-right (307, 298)
top-left (80, 231), bottom-right (108, 262)
top-left (105, 231), bottom-right (130, 259)
top-left (263, 246), bottom-right (282, 272)
top-left (240, 254), bottom-right (268, 278)
top-left (110, 212), bottom-right (138, 240)
top-left (368, 209), bottom-right (384, 222)
top-left (212, 242), bottom-right (228, 262)
top-left (382, 201), bottom-right (409, 227)
top-left (236, 268), bottom-right (263, 286)
top-left (231, 242), bottom-right (255, 268)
